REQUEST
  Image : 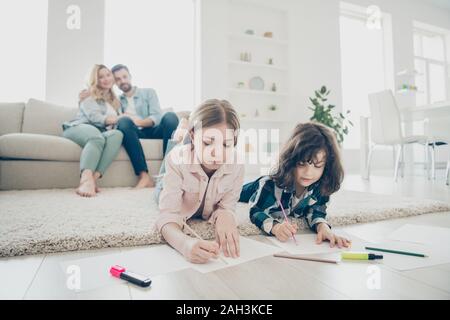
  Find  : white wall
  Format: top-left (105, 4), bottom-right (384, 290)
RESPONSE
top-left (0, 0), bottom-right (48, 103)
top-left (46, 0), bottom-right (105, 108)
top-left (200, 0), bottom-right (230, 100)
top-left (199, 0), bottom-right (450, 173)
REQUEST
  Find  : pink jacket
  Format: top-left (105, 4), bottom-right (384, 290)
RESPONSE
top-left (156, 144), bottom-right (245, 232)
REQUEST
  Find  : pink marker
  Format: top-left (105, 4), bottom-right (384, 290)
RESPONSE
top-left (110, 265), bottom-right (152, 287)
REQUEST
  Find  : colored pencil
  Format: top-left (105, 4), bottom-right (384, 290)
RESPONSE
top-left (364, 246), bottom-right (428, 258)
top-left (274, 253), bottom-right (339, 264)
top-left (183, 222), bottom-right (229, 264)
top-left (277, 200), bottom-right (298, 245)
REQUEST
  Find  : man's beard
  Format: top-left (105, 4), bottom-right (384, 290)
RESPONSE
top-left (120, 83), bottom-right (132, 92)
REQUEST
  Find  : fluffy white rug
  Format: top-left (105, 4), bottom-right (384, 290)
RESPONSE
top-left (0, 187), bottom-right (449, 257)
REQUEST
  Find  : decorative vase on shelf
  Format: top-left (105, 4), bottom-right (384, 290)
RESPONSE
top-left (249, 76), bottom-right (264, 90)
top-left (271, 83), bottom-right (277, 92)
top-left (240, 52), bottom-right (252, 62)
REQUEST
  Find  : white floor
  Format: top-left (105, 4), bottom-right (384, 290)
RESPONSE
top-left (1, 170), bottom-right (449, 300)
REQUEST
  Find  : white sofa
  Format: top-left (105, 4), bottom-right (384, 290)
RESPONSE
top-left (0, 99), bottom-right (169, 190)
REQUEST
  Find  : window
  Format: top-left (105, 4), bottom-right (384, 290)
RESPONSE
top-left (104, 0), bottom-right (196, 111)
top-left (339, 2), bottom-right (394, 149)
top-left (413, 22), bottom-right (450, 105)
top-left (0, 0), bottom-right (48, 102)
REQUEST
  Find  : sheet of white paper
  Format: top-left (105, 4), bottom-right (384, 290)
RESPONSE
top-left (267, 233), bottom-right (348, 255)
top-left (360, 239), bottom-right (450, 271)
top-left (191, 237), bottom-right (283, 274)
top-left (361, 224), bottom-right (450, 271)
top-left (60, 245), bottom-right (191, 292)
top-left (116, 245), bottom-right (191, 276)
top-left (387, 224), bottom-right (450, 246)
top-left (342, 224), bottom-right (391, 243)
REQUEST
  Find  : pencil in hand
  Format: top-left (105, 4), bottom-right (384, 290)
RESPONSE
top-left (183, 222), bottom-right (229, 265)
top-left (277, 200), bottom-right (298, 245)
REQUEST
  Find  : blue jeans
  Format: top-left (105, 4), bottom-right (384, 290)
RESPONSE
top-left (117, 112), bottom-right (179, 176)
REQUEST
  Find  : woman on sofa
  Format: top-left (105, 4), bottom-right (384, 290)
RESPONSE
top-left (62, 64), bottom-right (123, 197)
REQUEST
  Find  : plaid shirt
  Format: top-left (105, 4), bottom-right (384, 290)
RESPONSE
top-left (248, 176), bottom-right (331, 235)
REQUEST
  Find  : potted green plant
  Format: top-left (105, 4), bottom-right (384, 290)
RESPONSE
top-left (308, 86), bottom-right (353, 144)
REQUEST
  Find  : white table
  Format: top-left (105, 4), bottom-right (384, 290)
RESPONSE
top-left (400, 101), bottom-right (450, 121)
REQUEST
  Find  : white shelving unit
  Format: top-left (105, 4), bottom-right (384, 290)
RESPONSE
top-left (395, 69), bottom-right (423, 94)
top-left (228, 88), bottom-right (289, 97)
top-left (226, 0), bottom-right (291, 175)
top-left (228, 33), bottom-right (289, 46)
top-left (396, 89), bottom-right (424, 94)
top-left (226, 0), bottom-right (290, 123)
top-left (228, 60), bottom-right (288, 71)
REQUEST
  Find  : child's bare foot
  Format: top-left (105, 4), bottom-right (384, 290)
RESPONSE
top-left (135, 172), bottom-right (155, 188)
top-left (76, 178), bottom-right (96, 197)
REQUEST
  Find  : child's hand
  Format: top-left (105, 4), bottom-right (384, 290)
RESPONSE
top-left (272, 221), bottom-right (298, 242)
top-left (316, 223), bottom-right (351, 248)
top-left (215, 212), bottom-right (240, 258)
top-left (185, 239), bottom-right (219, 264)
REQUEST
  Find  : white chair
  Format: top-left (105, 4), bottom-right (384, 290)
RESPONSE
top-left (366, 90), bottom-right (428, 181)
top-left (424, 118), bottom-right (450, 185)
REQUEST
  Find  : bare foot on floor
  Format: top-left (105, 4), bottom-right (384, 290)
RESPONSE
top-left (135, 173), bottom-right (155, 188)
top-left (76, 178), bottom-right (97, 197)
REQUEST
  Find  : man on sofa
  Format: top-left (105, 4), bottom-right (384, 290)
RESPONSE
top-left (80, 64), bottom-right (179, 188)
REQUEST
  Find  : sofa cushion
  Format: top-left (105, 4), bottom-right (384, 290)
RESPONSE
top-left (0, 133), bottom-right (163, 161)
top-left (0, 102), bottom-right (25, 136)
top-left (22, 99), bottom-right (78, 136)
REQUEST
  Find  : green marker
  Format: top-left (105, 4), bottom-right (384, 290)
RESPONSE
top-left (341, 252), bottom-right (383, 260)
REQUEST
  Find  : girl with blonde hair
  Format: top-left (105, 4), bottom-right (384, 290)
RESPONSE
top-left (155, 99), bottom-right (244, 264)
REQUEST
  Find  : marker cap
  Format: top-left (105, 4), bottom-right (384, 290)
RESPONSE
top-left (110, 265), bottom-right (126, 278)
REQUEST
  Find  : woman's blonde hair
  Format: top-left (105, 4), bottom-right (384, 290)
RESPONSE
top-left (189, 99), bottom-right (240, 145)
top-left (88, 64), bottom-right (120, 111)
